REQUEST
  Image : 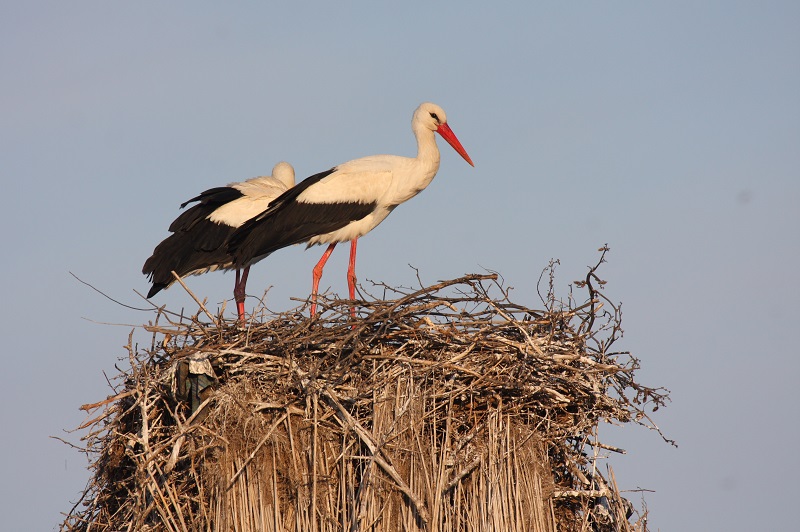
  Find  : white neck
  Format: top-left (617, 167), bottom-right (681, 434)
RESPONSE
top-left (412, 121), bottom-right (441, 186)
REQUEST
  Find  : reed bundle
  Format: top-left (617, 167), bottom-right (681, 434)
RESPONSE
top-left (62, 253), bottom-right (669, 531)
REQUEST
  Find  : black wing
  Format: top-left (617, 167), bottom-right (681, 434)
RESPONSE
top-left (143, 186), bottom-right (244, 297)
top-left (227, 168), bottom-right (377, 265)
top-left (168, 186), bottom-right (244, 232)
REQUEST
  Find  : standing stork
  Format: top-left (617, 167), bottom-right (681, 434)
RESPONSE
top-left (227, 102), bottom-right (473, 316)
top-left (143, 161), bottom-right (295, 323)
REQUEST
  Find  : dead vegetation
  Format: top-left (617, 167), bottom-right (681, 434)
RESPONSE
top-left (61, 248), bottom-right (671, 531)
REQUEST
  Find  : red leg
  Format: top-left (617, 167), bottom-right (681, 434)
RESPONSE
top-left (347, 239), bottom-right (358, 317)
top-left (233, 266), bottom-right (250, 324)
top-left (311, 243), bottom-right (337, 316)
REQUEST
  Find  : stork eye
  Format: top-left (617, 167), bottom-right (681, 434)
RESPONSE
top-left (429, 112), bottom-right (440, 123)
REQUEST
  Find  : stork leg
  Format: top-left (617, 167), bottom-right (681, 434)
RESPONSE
top-left (311, 243), bottom-right (337, 316)
top-left (233, 266), bottom-right (250, 324)
top-left (347, 239), bottom-right (358, 318)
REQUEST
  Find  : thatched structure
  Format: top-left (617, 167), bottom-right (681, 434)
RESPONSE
top-left (61, 252), bottom-right (670, 531)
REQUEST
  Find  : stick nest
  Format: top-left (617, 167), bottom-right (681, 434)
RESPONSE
top-left (61, 254), bottom-right (671, 531)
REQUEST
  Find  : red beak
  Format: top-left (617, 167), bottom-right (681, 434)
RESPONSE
top-left (436, 123), bottom-right (474, 167)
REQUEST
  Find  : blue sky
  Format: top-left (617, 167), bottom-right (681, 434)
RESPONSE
top-left (2, 2), bottom-right (798, 530)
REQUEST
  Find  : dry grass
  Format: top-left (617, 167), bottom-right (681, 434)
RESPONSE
top-left (61, 250), bottom-right (670, 531)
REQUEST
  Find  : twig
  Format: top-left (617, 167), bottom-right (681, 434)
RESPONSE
top-left (70, 271), bottom-right (153, 311)
top-left (80, 390), bottom-right (136, 412)
top-left (226, 412), bottom-right (289, 491)
top-left (170, 271), bottom-right (218, 325)
top-left (442, 457), bottom-right (481, 493)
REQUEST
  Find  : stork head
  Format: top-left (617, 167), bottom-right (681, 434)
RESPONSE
top-left (414, 102), bottom-right (474, 167)
top-left (271, 161), bottom-right (296, 189)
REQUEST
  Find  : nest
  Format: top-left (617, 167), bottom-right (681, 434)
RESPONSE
top-left (61, 252), bottom-right (670, 531)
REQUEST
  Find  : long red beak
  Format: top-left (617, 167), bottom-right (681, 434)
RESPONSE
top-left (436, 123), bottom-right (474, 167)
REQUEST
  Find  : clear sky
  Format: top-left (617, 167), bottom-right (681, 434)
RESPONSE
top-left (2, 2), bottom-right (798, 530)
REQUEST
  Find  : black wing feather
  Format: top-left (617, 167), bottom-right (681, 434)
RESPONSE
top-left (143, 186), bottom-right (244, 297)
top-left (227, 168), bottom-right (377, 264)
top-left (169, 187), bottom-right (244, 232)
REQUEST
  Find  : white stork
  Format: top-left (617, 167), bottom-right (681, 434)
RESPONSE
top-left (143, 161), bottom-right (295, 322)
top-left (227, 102), bottom-right (473, 316)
